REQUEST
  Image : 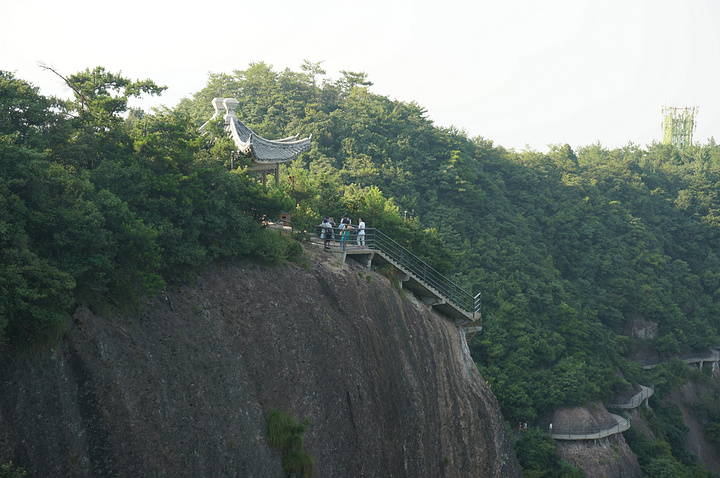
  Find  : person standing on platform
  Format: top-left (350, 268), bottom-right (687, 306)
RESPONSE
top-left (328, 216), bottom-right (337, 242)
top-left (357, 217), bottom-right (366, 247)
top-left (319, 218), bottom-right (332, 249)
top-left (340, 222), bottom-right (353, 251)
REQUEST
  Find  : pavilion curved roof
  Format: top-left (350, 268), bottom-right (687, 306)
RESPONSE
top-left (202, 98), bottom-right (311, 163)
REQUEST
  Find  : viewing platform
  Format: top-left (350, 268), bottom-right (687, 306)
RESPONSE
top-left (312, 227), bottom-right (482, 331)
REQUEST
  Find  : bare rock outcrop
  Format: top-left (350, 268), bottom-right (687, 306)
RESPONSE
top-left (625, 314), bottom-right (658, 341)
top-left (0, 245), bottom-right (521, 477)
top-left (550, 403), bottom-right (642, 478)
top-left (555, 435), bottom-right (640, 478)
top-left (666, 382), bottom-right (720, 474)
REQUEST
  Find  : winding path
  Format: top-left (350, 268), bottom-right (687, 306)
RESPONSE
top-left (638, 348), bottom-right (720, 370)
top-left (546, 385), bottom-right (653, 441)
top-left (609, 385), bottom-right (654, 410)
top-left (549, 347), bottom-right (720, 441)
top-left (545, 414), bottom-right (630, 441)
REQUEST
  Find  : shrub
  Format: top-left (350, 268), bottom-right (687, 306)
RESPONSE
top-left (282, 237), bottom-right (304, 262)
top-left (250, 229), bottom-right (288, 265)
top-left (0, 459), bottom-right (27, 478)
top-left (266, 409), bottom-right (317, 478)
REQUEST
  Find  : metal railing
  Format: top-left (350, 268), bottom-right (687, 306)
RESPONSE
top-left (638, 348), bottom-right (720, 368)
top-left (541, 414), bottom-right (630, 440)
top-left (609, 385), bottom-right (654, 409)
top-left (318, 226), bottom-right (481, 317)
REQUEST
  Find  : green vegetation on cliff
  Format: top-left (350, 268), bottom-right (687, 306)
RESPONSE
top-left (266, 409), bottom-right (317, 478)
top-left (0, 68), bottom-right (299, 348)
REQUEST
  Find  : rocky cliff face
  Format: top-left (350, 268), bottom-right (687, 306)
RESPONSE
top-left (666, 381), bottom-right (720, 474)
top-left (550, 403), bottom-right (642, 478)
top-left (0, 245), bottom-right (521, 477)
top-left (555, 435), bottom-right (640, 478)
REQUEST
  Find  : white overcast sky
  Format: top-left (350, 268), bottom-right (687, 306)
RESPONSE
top-left (2, 0), bottom-right (719, 152)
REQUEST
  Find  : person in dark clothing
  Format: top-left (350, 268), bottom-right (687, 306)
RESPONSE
top-left (319, 218), bottom-right (332, 248)
top-left (328, 216), bottom-right (337, 242)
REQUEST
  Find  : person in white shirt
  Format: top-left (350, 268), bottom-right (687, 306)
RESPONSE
top-left (357, 218), bottom-right (366, 247)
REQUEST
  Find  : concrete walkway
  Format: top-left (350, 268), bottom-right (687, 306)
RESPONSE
top-left (610, 385), bottom-right (654, 410)
top-left (639, 347), bottom-right (720, 370)
top-left (545, 414), bottom-right (630, 441)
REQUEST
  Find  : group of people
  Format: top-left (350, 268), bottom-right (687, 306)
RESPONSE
top-left (319, 215), bottom-right (366, 250)
top-left (516, 421), bottom-right (553, 433)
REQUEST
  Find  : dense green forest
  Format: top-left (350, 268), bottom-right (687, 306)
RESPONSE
top-left (3, 62), bottom-right (720, 476)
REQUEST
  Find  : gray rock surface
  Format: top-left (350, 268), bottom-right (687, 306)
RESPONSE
top-left (0, 245), bottom-right (520, 477)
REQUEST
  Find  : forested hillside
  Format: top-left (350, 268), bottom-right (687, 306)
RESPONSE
top-left (3, 62), bottom-right (720, 476)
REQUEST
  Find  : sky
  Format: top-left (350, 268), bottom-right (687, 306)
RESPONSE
top-left (2, 0), bottom-right (719, 152)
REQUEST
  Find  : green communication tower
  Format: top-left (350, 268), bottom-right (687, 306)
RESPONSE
top-left (662, 106), bottom-right (698, 150)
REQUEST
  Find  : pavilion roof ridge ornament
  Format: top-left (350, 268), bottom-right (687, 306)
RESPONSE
top-left (201, 97), bottom-right (311, 164)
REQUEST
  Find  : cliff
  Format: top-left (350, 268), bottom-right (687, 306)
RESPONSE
top-left (664, 381), bottom-right (720, 474)
top-left (0, 244), bottom-right (521, 477)
top-left (549, 403), bottom-right (642, 478)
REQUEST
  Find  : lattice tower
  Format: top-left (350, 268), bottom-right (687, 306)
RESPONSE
top-left (662, 106), bottom-right (698, 150)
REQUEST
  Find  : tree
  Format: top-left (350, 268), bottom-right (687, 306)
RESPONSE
top-left (0, 71), bottom-right (55, 147)
top-left (300, 59), bottom-right (326, 90)
top-left (0, 73), bottom-right (76, 346)
top-left (42, 65), bottom-right (166, 126)
top-left (42, 65), bottom-right (166, 169)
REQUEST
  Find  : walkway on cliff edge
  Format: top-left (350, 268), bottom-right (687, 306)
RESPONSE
top-left (543, 345), bottom-right (720, 441)
top-left (541, 385), bottom-right (652, 441)
top-left (637, 347), bottom-right (720, 370)
top-left (609, 385), bottom-right (654, 410)
top-left (542, 414), bottom-right (631, 441)
top-left (311, 227), bottom-right (482, 334)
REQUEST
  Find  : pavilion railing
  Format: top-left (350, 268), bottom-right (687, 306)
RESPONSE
top-left (319, 226), bottom-right (481, 319)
